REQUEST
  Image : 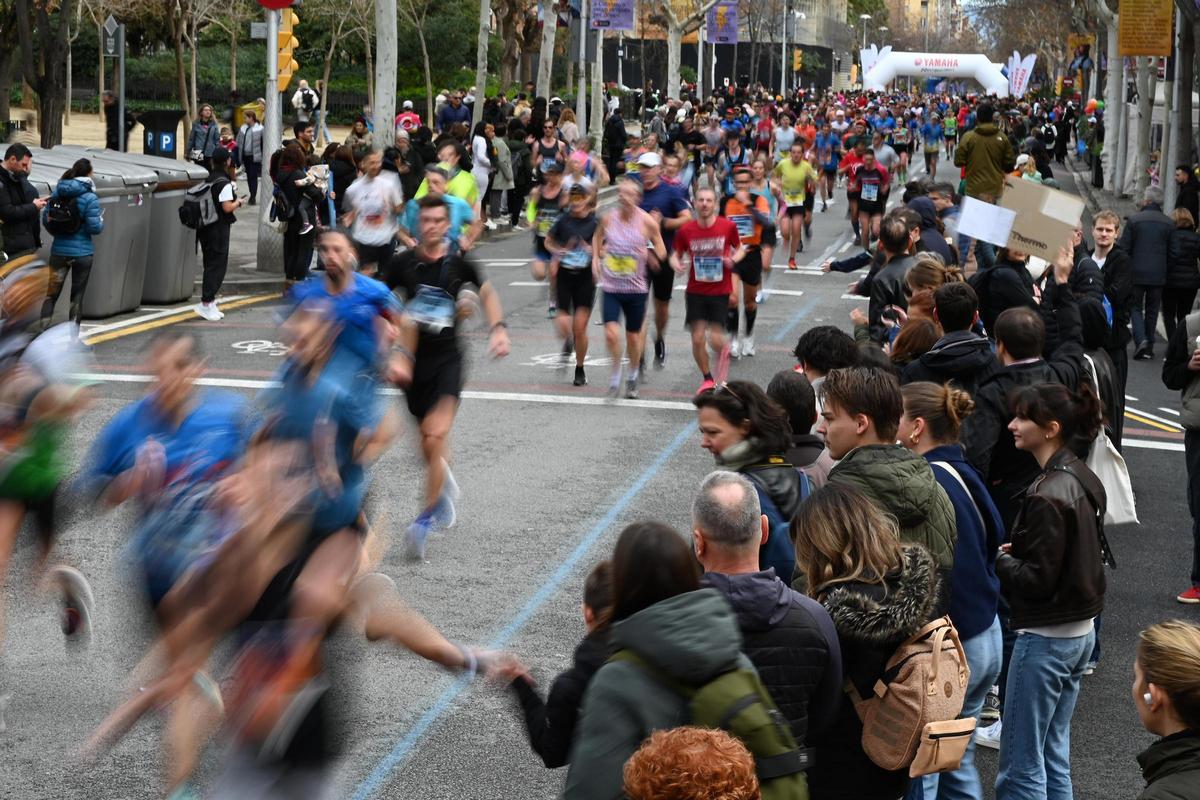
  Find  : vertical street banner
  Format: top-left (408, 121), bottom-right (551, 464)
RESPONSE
top-left (1117, 0), bottom-right (1173, 56)
top-left (591, 0), bottom-right (634, 30)
top-left (706, 2), bottom-right (738, 44)
top-left (1006, 51), bottom-right (1037, 96)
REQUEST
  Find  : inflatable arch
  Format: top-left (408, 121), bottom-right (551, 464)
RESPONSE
top-left (864, 52), bottom-right (1009, 97)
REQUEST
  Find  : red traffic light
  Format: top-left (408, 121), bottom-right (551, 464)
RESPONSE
top-left (257, 0), bottom-right (295, 9)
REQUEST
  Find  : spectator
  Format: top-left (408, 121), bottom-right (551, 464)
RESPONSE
top-left (791, 324), bottom-right (859, 412)
top-left (973, 246), bottom-right (1036, 336)
top-left (1119, 186), bottom-right (1174, 361)
top-left (0, 143), bottom-right (46, 257)
top-left (194, 148), bottom-right (242, 322)
top-left (1131, 621), bottom-right (1200, 800)
top-left (1078, 210), bottom-right (1133, 400)
top-left (102, 90), bottom-right (134, 152)
top-left (623, 727), bottom-right (761, 800)
top-left (888, 317), bottom-right (939, 369)
top-left (391, 130), bottom-right (424, 203)
top-left (603, 105), bottom-right (627, 178)
top-left (1173, 164), bottom-right (1200, 224)
top-left (908, 196), bottom-right (954, 264)
top-left (286, 120), bottom-right (320, 167)
top-left (490, 122), bottom-right (515, 227)
top-left (995, 382), bottom-right (1106, 800)
top-left (290, 79), bottom-right (320, 124)
top-left (863, 215), bottom-right (916, 344)
top-left (396, 100), bottom-right (422, 134)
top-left (953, 103), bottom-right (1015, 202)
top-left (902, 281), bottom-right (999, 396)
top-left (40, 158), bottom-right (103, 330)
top-left (277, 145), bottom-right (316, 287)
top-left (1164, 208), bottom-right (1200, 344)
top-left (1161, 304), bottom-right (1200, 605)
top-left (766, 369), bottom-right (835, 487)
top-left (564, 521), bottom-right (748, 800)
top-left (506, 122), bottom-right (533, 229)
top-left (557, 108), bottom-right (580, 145)
top-left (819, 366), bottom-right (957, 601)
top-left (436, 91), bottom-right (471, 134)
top-left (792, 482), bottom-right (941, 800)
top-left (324, 144), bottom-right (357, 222)
top-left (186, 104), bottom-right (220, 169)
top-left (344, 117), bottom-right (375, 162)
top-left (235, 110), bottom-right (264, 205)
top-left (693, 470), bottom-right (842, 744)
top-left (471, 121), bottom-right (496, 230)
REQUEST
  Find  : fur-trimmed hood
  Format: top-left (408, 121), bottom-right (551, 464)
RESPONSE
top-left (820, 545), bottom-right (940, 648)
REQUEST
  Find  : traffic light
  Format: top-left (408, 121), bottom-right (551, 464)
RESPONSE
top-left (277, 7), bottom-right (300, 93)
top-left (793, 49), bottom-right (803, 72)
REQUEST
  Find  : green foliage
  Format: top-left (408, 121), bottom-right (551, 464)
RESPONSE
top-left (799, 49), bottom-right (826, 77)
top-left (681, 65), bottom-right (698, 84)
top-left (847, 0), bottom-right (888, 26)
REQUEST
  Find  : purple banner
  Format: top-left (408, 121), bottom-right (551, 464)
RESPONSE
top-left (591, 0), bottom-right (634, 30)
top-left (706, 2), bottom-right (738, 44)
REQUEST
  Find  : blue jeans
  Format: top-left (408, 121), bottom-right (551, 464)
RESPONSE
top-left (916, 616), bottom-right (1003, 800)
top-left (995, 628), bottom-right (1095, 800)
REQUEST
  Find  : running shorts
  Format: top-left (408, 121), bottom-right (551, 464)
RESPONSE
top-left (405, 351), bottom-right (464, 420)
top-left (734, 248), bottom-right (764, 286)
top-left (650, 261), bottom-right (676, 303)
top-left (555, 268), bottom-right (596, 312)
top-left (685, 292), bottom-right (728, 326)
top-left (602, 290), bottom-right (648, 332)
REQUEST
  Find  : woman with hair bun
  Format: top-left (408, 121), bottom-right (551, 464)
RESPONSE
top-left (994, 381), bottom-right (1106, 800)
top-left (899, 381), bottom-right (1004, 800)
top-left (1132, 620), bottom-right (1200, 799)
top-left (904, 252), bottom-right (963, 324)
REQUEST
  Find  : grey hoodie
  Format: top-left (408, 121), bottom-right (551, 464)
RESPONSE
top-left (564, 589), bottom-right (744, 800)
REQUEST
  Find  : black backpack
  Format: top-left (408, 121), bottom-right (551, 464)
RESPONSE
top-left (44, 195), bottom-right (83, 236)
top-left (301, 89), bottom-right (315, 112)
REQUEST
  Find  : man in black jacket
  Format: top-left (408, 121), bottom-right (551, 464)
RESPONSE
top-left (1079, 210), bottom-right (1133, 399)
top-left (866, 215), bottom-right (916, 344)
top-left (602, 106), bottom-right (627, 179)
top-left (902, 281), bottom-right (998, 396)
top-left (1174, 165), bottom-right (1200, 225)
top-left (0, 143), bottom-right (46, 258)
top-left (693, 470), bottom-right (842, 746)
top-left (1119, 187), bottom-right (1174, 360)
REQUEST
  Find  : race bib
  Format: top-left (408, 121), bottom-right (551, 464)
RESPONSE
top-left (693, 256), bottom-right (723, 283)
top-left (537, 211), bottom-right (557, 237)
top-left (604, 254), bottom-right (638, 275)
top-left (861, 182), bottom-right (879, 202)
top-left (784, 191), bottom-right (805, 208)
top-left (407, 285), bottom-right (456, 332)
top-left (561, 248), bottom-right (590, 269)
top-left (894, 128), bottom-right (909, 144)
top-left (730, 214), bottom-right (755, 240)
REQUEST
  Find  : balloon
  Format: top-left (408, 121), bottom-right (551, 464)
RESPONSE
top-left (1085, 98), bottom-right (1097, 113)
top-left (1096, 100), bottom-right (1105, 110)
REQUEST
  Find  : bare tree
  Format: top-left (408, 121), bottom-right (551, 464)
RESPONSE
top-left (15, 0), bottom-right (78, 146)
top-left (0, 2), bottom-right (17, 123)
top-left (398, 0), bottom-right (438, 126)
top-left (536, 1), bottom-right (562, 99)
top-left (649, 0), bottom-right (725, 100)
top-left (206, 0), bottom-right (259, 93)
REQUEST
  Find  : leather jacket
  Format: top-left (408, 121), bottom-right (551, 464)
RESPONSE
top-left (996, 448), bottom-right (1106, 629)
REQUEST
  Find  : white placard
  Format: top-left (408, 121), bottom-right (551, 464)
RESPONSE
top-left (958, 196), bottom-right (1016, 247)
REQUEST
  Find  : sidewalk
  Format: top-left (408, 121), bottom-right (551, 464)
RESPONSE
top-left (1058, 155), bottom-right (1140, 221)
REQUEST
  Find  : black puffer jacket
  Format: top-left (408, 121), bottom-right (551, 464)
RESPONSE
top-left (901, 330), bottom-right (999, 396)
top-left (996, 448), bottom-right (1106, 629)
top-left (1167, 227), bottom-right (1200, 290)
top-left (1119, 203), bottom-right (1174, 286)
top-left (909, 197), bottom-right (953, 264)
top-left (808, 546), bottom-right (940, 800)
top-left (0, 166), bottom-right (42, 255)
top-left (1137, 730), bottom-right (1200, 800)
top-left (703, 570), bottom-right (843, 745)
top-left (868, 254), bottom-right (915, 344)
top-left (975, 257), bottom-right (1035, 336)
top-left (1079, 247), bottom-right (1134, 349)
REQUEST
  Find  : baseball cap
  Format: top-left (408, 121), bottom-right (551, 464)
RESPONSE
top-left (403, 100), bottom-right (414, 109)
top-left (568, 183), bottom-right (590, 196)
top-left (1015, 153), bottom-right (1031, 167)
top-left (637, 151), bottom-right (662, 168)
top-left (551, 96), bottom-right (562, 103)
top-left (542, 160), bottom-right (565, 173)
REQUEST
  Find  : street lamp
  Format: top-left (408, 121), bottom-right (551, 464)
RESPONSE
top-left (860, 12), bottom-right (871, 50)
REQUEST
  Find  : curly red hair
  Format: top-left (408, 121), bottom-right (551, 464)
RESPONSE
top-left (622, 726), bottom-right (761, 800)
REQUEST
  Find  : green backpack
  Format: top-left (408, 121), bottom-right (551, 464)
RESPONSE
top-left (611, 649), bottom-right (810, 800)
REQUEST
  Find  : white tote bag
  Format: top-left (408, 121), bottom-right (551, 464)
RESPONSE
top-left (1083, 355), bottom-right (1139, 526)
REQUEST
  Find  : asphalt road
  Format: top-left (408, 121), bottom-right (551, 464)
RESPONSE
top-left (1, 153), bottom-right (1196, 800)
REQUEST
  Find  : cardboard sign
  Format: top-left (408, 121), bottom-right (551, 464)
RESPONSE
top-left (997, 176), bottom-right (1085, 261)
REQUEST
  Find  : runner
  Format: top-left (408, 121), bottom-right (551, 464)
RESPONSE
top-left (772, 113), bottom-right (797, 164)
top-left (921, 112), bottom-right (945, 176)
top-left (838, 137), bottom-right (867, 241)
top-left (773, 141), bottom-right (818, 268)
top-left (383, 195), bottom-right (510, 559)
top-left (721, 167), bottom-right (773, 359)
top-left (544, 184), bottom-right (598, 386)
top-left (850, 148), bottom-right (889, 250)
top-left (670, 187), bottom-right (742, 393)
top-left (340, 150), bottom-right (405, 276)
top-left (398, 166), bottom-right (481, 253)
top-left (592, 177), bottom-right (668, 399)
top-left (814, 120), bottom-right (841, 212)
top-left (635, 152), bottom-right (692, 371)
top-left (534, 118), bottom-right (568, 181)
top-left (943, 109), bottom-right (958, 160)
top-left (891, 110), bottom-right (913, 184)
top-left (747, 154), bottom-right (780, 290)
top-left (526, 161), bottom-right (567, 318)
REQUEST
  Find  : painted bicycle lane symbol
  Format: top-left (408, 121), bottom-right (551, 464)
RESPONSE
top-left (231, 340), bottom-right (289, 357)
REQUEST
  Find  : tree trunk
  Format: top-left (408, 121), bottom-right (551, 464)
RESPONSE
top-left (170, 12), bottom-right (191, 132)
top-left (1115, 58), bottom-right (1131, 195)
top-left (418, 25), bottom-right (435, 127)
top-left (65, 35), bottom-right (71, 125)
top-left (376, 0), bottom-right (398, 147)
top-left (666, 22), bottom-right (682, 100)
top-left (472, 0), bottom-right (490, 128)
top-left (96, 20), bottom-right (104, 120)
top-left (37, 84), bottom-right (65, 146)
top-left (1102, 23), bottom-right (1122, 190)
top-left (1133, 57), bottom-right (1155, 196)
top-left (365, 33), bottom-right (375, 111)
top-left (1180, 19), bottom-right (1196, 167)
top-left (537, 5), bottom-right (557, 99)
top-left (322, 22), bottom-right (339, 127)
top-left (189, 17), bottom-right (200, 118)
top-left (230, 27), bottom-right (239, 92)
top-left (590, 31), bottom-right (604, 145)
top-left (0, 49), bottom-right (14, 122)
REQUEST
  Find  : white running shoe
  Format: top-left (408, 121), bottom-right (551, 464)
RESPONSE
top-left (49, 565), bottom-right (95, 643)
top-left (730, 338), bottom-right (741, 358)
top-left (483, 219), bottom-right (498, 231)
top-left (742, 335), bottom-right (755, 357)
top-left (974, 719), bottom-right (1002, 750)
top-left (195, 302), bottom-right (222, 321)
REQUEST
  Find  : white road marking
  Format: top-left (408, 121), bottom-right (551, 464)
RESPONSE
top-left (840, 293), bottom-right (863, 300)
top-left (80, 296), bottom-right (250, 336)
top-left (1158, 407), bottom-right (1180, 416)
top-left (509, 281), bottom-right (549, 287)
top-left (1126, 395), bottom-right (1139, 402)
top-left (1126, 405), bottom-right (1184, 430)
top-left (838, 241), bottom-right (853, 254)
top-left (1123, 439), bottom-right (1185, 452)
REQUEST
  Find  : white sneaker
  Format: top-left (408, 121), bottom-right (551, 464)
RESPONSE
top-left (195, 302), bottom-right (222, 321)
top-left (742, 335), bottom-right (755, 357)
top-left (974, 719), bottom-right (1002, 750)
top-left (483, 219), bottom-right (498, 230)
top-left (730, 338), bottom-right (741, 358)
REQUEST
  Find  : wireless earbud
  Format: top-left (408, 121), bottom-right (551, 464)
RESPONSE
top-left (1144, 692), bottom-right (1153, 706)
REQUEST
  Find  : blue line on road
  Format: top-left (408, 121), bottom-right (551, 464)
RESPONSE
top-left (770, 297), bottom-right (819, 344)
top-left (351, 419), bottom-right (700, 799)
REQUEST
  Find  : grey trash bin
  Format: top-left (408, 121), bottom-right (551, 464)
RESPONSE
top-left (55, 146), bottom-right (209, 303)
top-left (32, 147), bottom-right (158, 318)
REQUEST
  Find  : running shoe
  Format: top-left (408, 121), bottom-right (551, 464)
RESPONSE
top-left (696, 377), bottom-right (717, 395)
top-left (573, 366), bottom-right (587, 386)
top-left (821, 202), bottom-right (828, 212)
top-left (742, 335), bottom-right (755, 357)
top-left (715, 342), bottom-right (732, 384)
top-left (194, 302), bottom-right (223, 322)
top-left (788, 257), bottom-right (797, 270)
top-left (405, 511), bottom-right (436, 560)
top-left (50, 566), bottom-right (94, 643)
top-left (730, 337), bottom-right (741, 358)
top-left (974, 719), bottom-right (1002, 750)
top-left (654, 337), bottom-right (666, 369)
top-left (607, 369), bottom-right (623, 398)
top-left (1177, 585), bottom-right (1200, 603)
top-left (625, 378), bottom-right (639, 399)
top-left (441, 459), bottom-right (461, 502)
top-left (980, 686), bottom-right (1001, 722)
top-left (547, 305), bottom-right (557, 319)
top-left (560, 337), bottom-right (574, 365)
top-left (483, 218), bottom-right (498, 231)
top-left (432, 493), bottom-right (457, 530)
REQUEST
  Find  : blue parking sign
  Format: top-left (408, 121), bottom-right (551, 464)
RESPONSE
top-left (160, 132), bottom-right (174, 151)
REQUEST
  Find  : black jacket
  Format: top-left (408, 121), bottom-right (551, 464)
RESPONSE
top-left (808, 546), bottom-right (940, 800)
top-left (996, 448), bottom-right (1106, 629)
top-left (909, 197), bottom-right (953, 264)
top-left (1080, 246), bottom-right (1134, 349)
top-left (511, 630), bottom-right (609, 769)
top-left (1067, 257), bottom-right (1105, 303)
top-left (603, 114), bottom-right (627, 159)
top-left (1176, 177), bottom-right (1200, 225)
top-left (703, 570), bottom-right (843, 745)
top-left (1119, 204), bottom-right (1174, 286)
top-left (868, 253), bottom-right (914, 343)
top-left (901, 330), bottom-right (999, 397)
top-left (975, 257), bottom-right (1035, 336)
top-left (1167, 227), bottom-right (1200, 290)
top-left (1137, 730), bottom-right (1200, 800)
top-left (0, 166), bottom-right (42, 255)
